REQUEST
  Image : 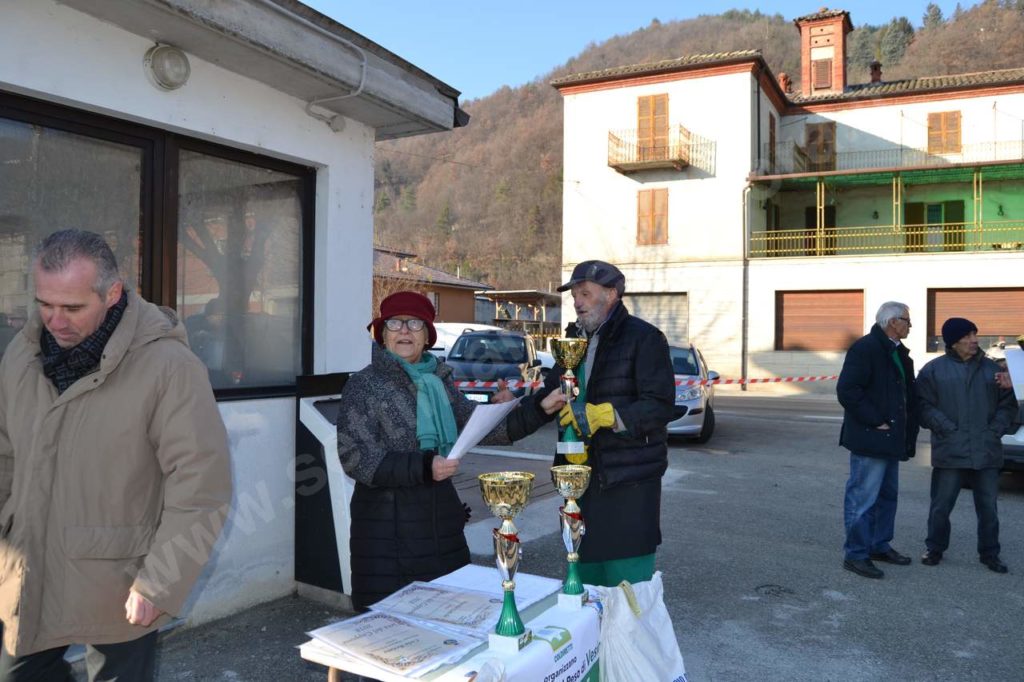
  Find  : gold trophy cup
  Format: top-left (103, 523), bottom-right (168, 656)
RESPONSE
top-left (549, 338), bottom-right (589, 463)
top-left (479, 471), bottom-right (535, 652)
top-left (551, 464), bottom-right (591, 608)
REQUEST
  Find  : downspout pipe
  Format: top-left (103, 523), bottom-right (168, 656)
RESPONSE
top-left (741, 184), bottom-right (751, 392)
top-left (253, 0), bottom-right (369, 132)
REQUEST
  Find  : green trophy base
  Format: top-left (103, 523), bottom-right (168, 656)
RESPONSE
top-left (489, 589), bottom-right (531, 652)
top-left (560, 561), bottom-right (585, 610)
top-left (563, 560), bottom-right (584, 595)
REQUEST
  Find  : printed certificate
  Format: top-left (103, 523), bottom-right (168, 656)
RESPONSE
top-left (308, 611), bottom-right (482, 677)
top-left (369, 582), bottom-right (502, 635)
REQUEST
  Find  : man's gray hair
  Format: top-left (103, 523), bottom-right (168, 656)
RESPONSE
top-left (875, 301), bottom-right (909, 328)
top-left (33, 229), bottom-right (122, 295)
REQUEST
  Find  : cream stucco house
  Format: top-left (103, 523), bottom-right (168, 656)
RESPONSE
top-left (553, 8), bottom-right (1024, 388)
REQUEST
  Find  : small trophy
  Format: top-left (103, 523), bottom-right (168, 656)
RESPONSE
top-left (551, 464), bottom-right (591, 609)
top-left (478, 471), bottom-right (535, 652)
top-left (549, 338), bottom-right (589, 463)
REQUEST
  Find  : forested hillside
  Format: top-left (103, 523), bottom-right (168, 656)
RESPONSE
top-left (372, 1), bottom-right (1024, 290)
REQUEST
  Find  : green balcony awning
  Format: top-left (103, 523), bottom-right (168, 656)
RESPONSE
top-left (766, 161), bottom-right (1024, 189)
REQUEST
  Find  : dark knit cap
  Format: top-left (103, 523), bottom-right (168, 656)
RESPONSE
top-left (941, 317), bottom-right (978, 347)
top-left (368, 291), bottom-right (437, 347)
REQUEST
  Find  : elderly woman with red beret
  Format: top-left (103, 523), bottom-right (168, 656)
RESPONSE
top-left (337, 291), bottom-right (565, 610)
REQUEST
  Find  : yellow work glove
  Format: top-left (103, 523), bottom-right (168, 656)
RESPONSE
top-left (558, 402), bottom-right (615, 438)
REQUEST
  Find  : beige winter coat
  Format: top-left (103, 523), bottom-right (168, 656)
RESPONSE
top-left (0, 292), bottom-right (232, 655)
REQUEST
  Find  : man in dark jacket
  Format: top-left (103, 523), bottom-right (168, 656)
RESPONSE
top-left (917, 317), bottom-right (1017, 573)
top-left (552, 260), bottom-right (675, 587)
top-left (837, 301), bottom-right (919, 579)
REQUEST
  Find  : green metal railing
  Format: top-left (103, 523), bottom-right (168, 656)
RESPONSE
top-left (749, 220), bottom-right (1024, 257)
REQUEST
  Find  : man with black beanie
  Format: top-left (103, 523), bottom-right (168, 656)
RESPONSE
top-left (916, 317), bottom-right (1018, 572)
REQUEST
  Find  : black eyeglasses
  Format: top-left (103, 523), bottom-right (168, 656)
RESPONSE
top-left (897, 317), bottom-right (912, 324)
top-left (384, 318), bottom-right (426, 332)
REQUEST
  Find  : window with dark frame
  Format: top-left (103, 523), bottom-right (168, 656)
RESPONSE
top-left (927, 111), bottom-right (961, 154)
top-left (637, 188), bottom-right (668, 246)
top-left (0, 92), bottom-right (313, 398)
top-left (768, 113), bottom-right (776, 173)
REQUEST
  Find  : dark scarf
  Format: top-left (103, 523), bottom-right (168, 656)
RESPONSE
top-left (41, 291), bottom-right (128, 394)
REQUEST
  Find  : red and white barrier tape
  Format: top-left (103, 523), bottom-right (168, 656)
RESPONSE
top-left (455, 375), bottom-right (838, 390)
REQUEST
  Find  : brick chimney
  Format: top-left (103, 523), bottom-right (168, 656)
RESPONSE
top-left (869, 60), bottom-right (882, 83)
top-left (778, 72), bottom-right (793, 93)
top-left (793, 8), bottom-right (853, 97)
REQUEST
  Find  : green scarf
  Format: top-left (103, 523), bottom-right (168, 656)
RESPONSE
top-left (390, 351), bottom-right (459, 457)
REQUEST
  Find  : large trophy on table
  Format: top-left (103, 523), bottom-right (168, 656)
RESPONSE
top-left (549, 338), bottom-right (589, 463)
top-left (551, 464), bottom-right (591, 608)
top-left (478, 471), bottom-right (535, 652)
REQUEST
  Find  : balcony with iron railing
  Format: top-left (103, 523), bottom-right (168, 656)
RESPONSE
top-left (762, 139), bottom-right (1024, 176)
top-left (608, 125), bottom-right (716, 174)
top-left (749, 219), bottom-right (1024, 258)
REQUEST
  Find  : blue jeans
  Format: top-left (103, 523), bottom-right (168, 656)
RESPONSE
top-left (843, 453), bottom-right (899, 560)
top-left (926, 467), bottom-right (1001, 558)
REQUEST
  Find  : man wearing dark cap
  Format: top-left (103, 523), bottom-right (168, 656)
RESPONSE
top-left (548, 260), bottom-right (675, 587)
top-left (916, 317), bottom-right (1018, 572)
top-left (837, 302), bottom-right (919, 579)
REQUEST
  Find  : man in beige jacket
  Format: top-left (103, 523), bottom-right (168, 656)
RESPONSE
top-left (0, 230), bottom-right (232, 681)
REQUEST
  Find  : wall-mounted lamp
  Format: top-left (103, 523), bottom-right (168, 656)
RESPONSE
top-left (997, 204), bottom-right (1005, 217)
top-left (144, 44), bottom-right (190, 91)
top-left (872, 210), bottom-right (879, 220)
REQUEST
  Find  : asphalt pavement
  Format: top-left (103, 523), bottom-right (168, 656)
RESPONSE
top-left (74, 392), bottom-right (1024, 680)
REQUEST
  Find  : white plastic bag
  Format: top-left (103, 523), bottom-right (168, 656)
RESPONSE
top-left (595, 571), bottom-right (687, 682)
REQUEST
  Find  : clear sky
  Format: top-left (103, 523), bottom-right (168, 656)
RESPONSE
top-left (304, 1), bottom-right (963, 101)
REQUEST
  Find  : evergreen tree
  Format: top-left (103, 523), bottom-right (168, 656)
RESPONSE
top-left (434, 200), bottom-right (453, 235)
top-left (399, 186), bottom-right (417, 212)
top-left (848, 26), bottom-right (880, 74)
top-left (880, 17), bottom-right (914, 65)
top-left (923, 3), bottom-right (945, 29)
top-left (374, 190), bottom-right (391, 214)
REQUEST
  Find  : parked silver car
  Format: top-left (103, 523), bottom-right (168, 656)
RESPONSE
top-left (666, 345), bottom-right (718, 443)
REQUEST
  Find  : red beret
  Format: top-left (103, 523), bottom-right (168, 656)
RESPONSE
top-left (368, 291), bottom-right (437, 347)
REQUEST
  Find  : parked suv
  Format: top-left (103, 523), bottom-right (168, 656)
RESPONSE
top-left (666, 344), bottom-right (718, 443)
top-left (445, 330), bottom-right (543, 402)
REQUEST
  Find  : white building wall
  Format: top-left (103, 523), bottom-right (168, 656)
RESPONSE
top-left (560, 71), bottom-right (756, 375)
top-left (780, 93), bottom-right (1024, 152)
top-left (746, 251), bottom-right (1024, 392)
top-left (1, 1), bottom-right (379, 624)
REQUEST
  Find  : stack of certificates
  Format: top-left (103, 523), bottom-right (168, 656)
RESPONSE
top-left (304, 567), bottom-right (561, 678)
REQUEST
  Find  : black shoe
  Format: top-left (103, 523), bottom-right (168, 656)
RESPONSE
top-left (921, 550), bottom-right (943, 566)
top-left (980, 556), bottom-right (1008, 573)
top-left (843, 558), bottom-right (884, 579)
top-left (870, 548), bottom-right (912, 565)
